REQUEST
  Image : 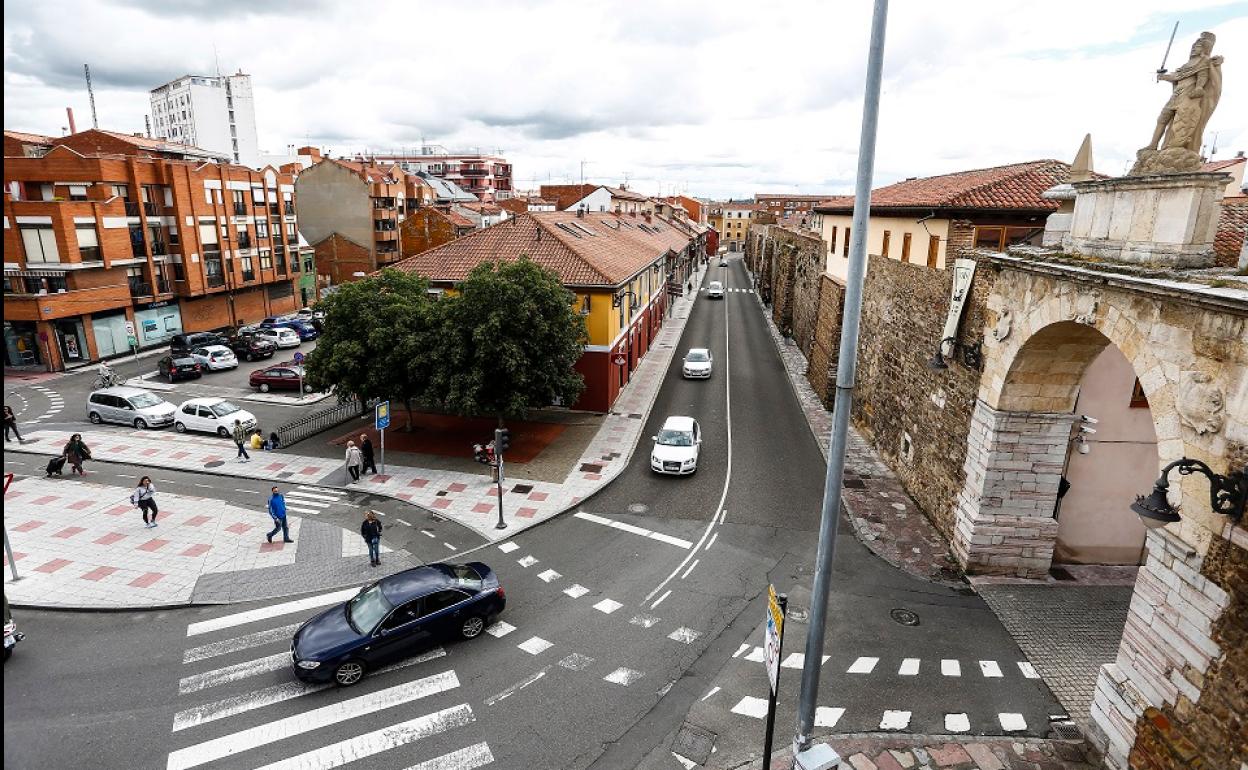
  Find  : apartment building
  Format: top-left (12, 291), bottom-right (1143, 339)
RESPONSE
top-left (355, 149), bottom-right (512, 202)
top-left (3, 128), bottom-right (308, 370)
top-left (539, 184), bottom-right (654, 215)
top-left (753, 193), bottom-right (826, 215)
top-left (150, 72), bottom-right (260, 167)
top-left (721, 201), bottom-right (764, 251)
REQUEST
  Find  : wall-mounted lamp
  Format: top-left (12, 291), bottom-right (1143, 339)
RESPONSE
top-left (1130, 458), bottom-right (1247, 529)
top-left (612, 290), bottom-right (639, 310)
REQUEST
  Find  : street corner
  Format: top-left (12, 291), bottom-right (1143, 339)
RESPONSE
top-left (2, 475), bottom-right (307, 609)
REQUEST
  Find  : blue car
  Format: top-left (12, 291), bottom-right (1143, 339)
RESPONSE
top-left (260, 317), bottom-right (318, 341)
top-left (291, 562), bottom-right (505, 686)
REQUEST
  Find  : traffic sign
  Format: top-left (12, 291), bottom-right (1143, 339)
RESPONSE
top-left (375, 401), bottom-right (391, 431)
top-left (612, 353), bottom-right (627, 366)
top-left (124, 321), bottom-right (135, 336)
top-left (764, 584), bottom-right (784, 694)
top-left (292, 351), bottom-right (305, 364)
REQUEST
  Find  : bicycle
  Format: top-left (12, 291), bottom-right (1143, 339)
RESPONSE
top-left (92, 364), bottom-right (123, 390)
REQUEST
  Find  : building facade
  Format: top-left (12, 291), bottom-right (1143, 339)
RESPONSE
top-left (721, 201), bottom-right (763, 251)
top-left (753, 193), bottom-right (826, 216)
top-left (295, 159), bottom-right (408, 285)
top-left (355, 149), bottom-right (512, 202)
top-left (149, 72), bottom-right (260, 167)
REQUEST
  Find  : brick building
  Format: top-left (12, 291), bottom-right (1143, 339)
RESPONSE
top-left (3, 128), bottom-right (308, 370)
top-left (753, 193), bottom-right (826, 216)
top-left (354, 148), bottom-right (512, 202)
top-left (295, 159), bottom-right (408, 285)
top-left (397, 207), bottom-right (474, 259)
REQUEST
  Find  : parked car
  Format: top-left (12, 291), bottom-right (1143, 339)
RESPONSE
top-left (170, 331), bottom-right (228, 357)
top-left (253, 327), bottom-right (301, 349)
top-left (157, 355), bottom-right (202, 382)
top-left (291, 562), bottom-right (505, 686)
top-left (86, 386), bottom-right (177, 429)
top-left (260, 317), bottom-right (318, 341)
top-left (4, 594), bottom-right (23, 661)
top-left (682, 348), bottom-right (714, 379)
top-left (226, 331), bottom-right (277, 362)
top-left (250, 363), bottom-right (312, 392)
top-left (175, 397), bottom-right (257, 437)
top-left (189, 345), bottom-right (238, 371)
top-left (650, 415), bottom-right (701, 475)
top-left (707, 281), bottom-right (725, 299)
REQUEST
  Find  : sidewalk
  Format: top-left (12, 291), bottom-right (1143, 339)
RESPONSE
top-left (710, 735), bottom-right (1097, 770)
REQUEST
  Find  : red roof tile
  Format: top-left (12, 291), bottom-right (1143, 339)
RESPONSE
top-left (4, 130), bottom-right (57, 145)
top-left (1214, 196), bottom-right (1247, 267)
top-left (444, 211), bottom-right (476, 229)
top-left (540, 184), bottom-right (599, 211)
top-left (497, 198), bottom-right (529, 215)
top-left (1202, 157), bottom-right (1245, 173)
top-left (815, 160), bottom-right (1076, 213)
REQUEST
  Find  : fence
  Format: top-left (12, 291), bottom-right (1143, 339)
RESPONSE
top-left (276, 397), bottom-right (372, 447)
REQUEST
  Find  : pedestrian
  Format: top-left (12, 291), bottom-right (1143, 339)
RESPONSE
top-left (266, 431), bottom-right (281, 451)
top-left (131, 476), bottom-right (159, 528)
top-left (360, 510), bottom-right (383, 566)
top-left (63, 433), bottom-right (91, 475)
top-left (249, 429), bottom-right (264, 451)
top-left (359, 434), bottom-right (378, 475)
top-left (345, 441), bottom-right (362, 482)
top-left (266, 486), bottom-right (294, 544)
top-left (4, 405), bottom-right (25, 444)
top-left (232, 419), bottom-right (250, 462)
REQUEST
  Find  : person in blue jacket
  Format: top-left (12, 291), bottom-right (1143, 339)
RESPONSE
top-left (267, 486), bottom-right (294, 544)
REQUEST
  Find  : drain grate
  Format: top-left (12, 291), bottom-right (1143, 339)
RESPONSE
top-left (511, 484), bottom-right (533, 494)
top-left (1048, 721), bottom-right (1083, 741)
top-left (671, 722), bottom-right (716, 765)
top-left (843, 478), bottom-right (866, 489)
top-left (204, 460), bottom-right (225, 468)
top-left (890, 608), bottom-right (921, 626)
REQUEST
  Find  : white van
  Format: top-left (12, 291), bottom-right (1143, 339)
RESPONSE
top-left (86, 386), bottom-right (177, 429)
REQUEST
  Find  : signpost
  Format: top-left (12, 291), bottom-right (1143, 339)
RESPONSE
top-left (762, 585), bottom-right (788, 767)
top-left (3, 473), bottom-right (21, 581)
top-left (293, 351), bottom-right (306, 398)
top-left (493, 427), bottom-right (507, 530)
top-left (375, 401), bottom-right (390, 474)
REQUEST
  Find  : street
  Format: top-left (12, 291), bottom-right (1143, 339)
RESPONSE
top-left (3, 257), bottom-right (1063, 769)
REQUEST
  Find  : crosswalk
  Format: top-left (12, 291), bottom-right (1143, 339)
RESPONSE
top-left (700, 287), bottom-right (755, 293)
top-left (283, 486), bottom-right (347, 516)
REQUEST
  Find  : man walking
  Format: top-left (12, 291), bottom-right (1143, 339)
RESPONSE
top-left (360, 433), bottom-right (378, 476)
top-left (267, 486), bottom-right (294, 544)
top-left (233, 419), bottom-right (250, 463)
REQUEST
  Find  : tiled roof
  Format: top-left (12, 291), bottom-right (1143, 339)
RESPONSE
top-left (4, 130), bottom-right (56, 145)
top-left (1214, 196), bottom-right (1247, 266)
top-left (604, 186), bottom-right (650, 202)
top-left (497, 198), bottom-right (529, 215)
top-left (328, 158), bottom-right (404, 184)
top-left (50, 129), bottom-right (229, 160)
top-left (444, 211), bottom-right (476, 229)
top-left (389, 211), bottom-right (692, 287)
top-left (457, 202), bottom-right (503, 215)
top-left (815, 160), bottom-right (1075, 213)
top-left (540, 184), bottom-right (599, 211)
top-left (1202, 157), bottom-right (1245, 173)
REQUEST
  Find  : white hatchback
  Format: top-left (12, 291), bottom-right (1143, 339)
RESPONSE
top-left (255, 327), bottom-right (301, 349)
top-left (175, 397), bottom-right (258, 437)
top-left (190, 344), bottom-right (238, 371)
top-left (650, 416), bottom-right (701, 475)
top-left (707, 281), bottom-right (724, 299)
top-left (682, 348), bottom-right (713, 379)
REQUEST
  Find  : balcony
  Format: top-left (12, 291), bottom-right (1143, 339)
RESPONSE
top-left (128, 279), bottom-right (153, 299)
top-left (123, 201), bottom-right (140, 217)
top-left (460, 168), bottom-right (489, 177)
top-left (130, 238), bottom-right (147, 259)
top-left (78, 246), bottom-right (103, 263)
top-left (284, 203), bottom-right (296, 216)
top-left (375, 230), bottom-right (398, 241)
top-left (233, 202), bottom-right (247, 216)
top-left (156, 278), bottom-right (172, 295)
top-left (238, 234), bottom-right (252, 250)
top-left (269, 203), bottom-right (280, 217)
top-left (241, 270), bottom-right (256, 282)
top-left (206, 273), bottom-right (226, 288)
top-left (143, 202), bottom-right (164, 217)
top-left (373, 199), bottom-right (397, 210)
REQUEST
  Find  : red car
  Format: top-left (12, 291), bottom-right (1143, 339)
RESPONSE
top-left (249, 363), bottom-right (313, 393)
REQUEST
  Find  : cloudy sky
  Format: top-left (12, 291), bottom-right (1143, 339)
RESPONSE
top-left (5, 0), bottom-right (1246, 199)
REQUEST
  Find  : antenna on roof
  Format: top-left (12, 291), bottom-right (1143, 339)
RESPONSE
top-left (213, 43), bottom-right (222, 77)
top-left (83, 64), bottom-right (99, 129)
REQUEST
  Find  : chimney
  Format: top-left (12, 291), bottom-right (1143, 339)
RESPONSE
top-left (66, 107), bottom-right (77, 134)
top-left (576, 205), bottom-right (585, 219)
top-left (643, 211), bottom-right (651, 223)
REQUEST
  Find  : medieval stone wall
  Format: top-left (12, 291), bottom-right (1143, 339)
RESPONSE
top-left (807, 274), bottom-right (845, 405)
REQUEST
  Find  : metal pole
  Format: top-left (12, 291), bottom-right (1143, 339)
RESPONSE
top-left (4, 474), bottom-right (21, 581)
top-left (494, 427), bottom-right (506, 530)
top-left (794, 0), bottom-right (889, 752)
top-left (762, 593), bottom-right (788, 767)
top-left (380, 426), bottom-right (385, 475)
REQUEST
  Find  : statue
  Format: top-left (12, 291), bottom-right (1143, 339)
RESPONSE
top-left (1131, 31), bottom-right (1223, 175)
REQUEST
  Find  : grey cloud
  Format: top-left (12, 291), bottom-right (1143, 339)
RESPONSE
top-left (113, 0), bottom-right (331, 19)
top-left (471, 111), bottom-right (613, 140)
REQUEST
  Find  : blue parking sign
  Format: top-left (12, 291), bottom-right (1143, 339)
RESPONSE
top-left (375, 401), bottom-right (390, 431)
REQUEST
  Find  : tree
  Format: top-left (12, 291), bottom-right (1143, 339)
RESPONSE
top-left (432, 258), bottom-right (587, 421)
top-left (304, 269), bottom-right (438, 427)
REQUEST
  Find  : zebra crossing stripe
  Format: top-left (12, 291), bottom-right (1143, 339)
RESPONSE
top-left (165, 670), bottom-right (460, 770)
top-left (186, 587), bottom-right (360, 637)
top-left (249, 704), bottom-right (477, 770)
top-left (178, 652), bottom-right (291, 694)
top-left (1018, 661), bottom-right (1040, 679)
top-left (402, 742), bottom-right (495, 770)
top-left (286, 505), bottom-right (322, 515)
top-left (847, 656), bottom-right (879, 674)
top-left (941, 659), bottom-right (961, 676)
top-left (287, 490), bottom-right (340, 502)
top-left (979, 660), bottom-right (1004, 678)
top-left (182, 623), bottom-right (302, 664)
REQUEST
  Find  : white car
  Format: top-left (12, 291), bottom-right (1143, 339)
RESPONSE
top-left (707, 281), bottom-right (724, 299)
top-left (255, 327), bottom-right (301, 349)
top-left (175, 397), bottom-right (258, 438)
top-left (190, 344), bottom-right (238, 371)
top-left (682, 348), bottom-right (713, 379)
top-left (719, 257), bottom-right (728, 267)
top-left (650, 416), bottom-right (701, 475)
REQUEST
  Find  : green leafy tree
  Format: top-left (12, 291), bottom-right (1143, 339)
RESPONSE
top-left (433, 258), bottom-right (587, 421)
top-left (304, 269), bottom-right (438, 427)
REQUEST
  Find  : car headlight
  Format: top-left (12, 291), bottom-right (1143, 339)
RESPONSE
top-left (683, 459), bottom-right (696, 466)
top-left (297, 660), bottom-right (321, 669)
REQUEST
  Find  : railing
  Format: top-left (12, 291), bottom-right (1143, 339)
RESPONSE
top-left (206, 274), bottom-right (226, 288)
top-left (130, 238), bottom-right (147, 259)
top-left (241, 270), bottom-right (256, 282)
top-left (269, 204), bottom-right (280, 216)
top-left (277, 397), bottom-right (368, 447)
top-left (123, 201), bottom-right (140, 216)
top-left (128, 280), bottom-right (153, 298)
top-left (143, 202), bottom-right (163, 217)
top-left (460, 168), bottom-right (489, 177)
top-left (156, 278), bottom-right (172, 294)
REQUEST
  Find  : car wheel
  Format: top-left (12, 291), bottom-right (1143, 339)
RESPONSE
top-left (175, 422), bottom-right (187, 433)
top-left (259, 383), bottom-right (271, 393)
top-left (134, 418), bottom-right (148, 430)
top-left (89, 412), bottom-right (102, 425)
top-left (459, 615), bottom-right (486, 639)
top-left (217, 427), bottom-right (231, 438)
top-left (333, 660), bottom-right (366, 687)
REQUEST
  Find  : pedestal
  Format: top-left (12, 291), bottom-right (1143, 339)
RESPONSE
top-left (1063, 172), bottom-right (1231, 267)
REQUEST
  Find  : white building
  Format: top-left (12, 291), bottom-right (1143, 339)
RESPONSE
top-left (149, 72), bottom-right (260, 167)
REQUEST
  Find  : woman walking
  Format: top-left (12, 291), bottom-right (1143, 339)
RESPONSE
top-left (63, 433), bottom-right (92, 475)
top-left (361, 510), bottom-right (383, 566)
top-left (4, 405), bottom-right (25, 444)
top-left (131, 476), bottom-right (159, 528)
top-left (345, 441), bottom-right (363, 482)
top-left (359, 434), bottom-right (378, 475)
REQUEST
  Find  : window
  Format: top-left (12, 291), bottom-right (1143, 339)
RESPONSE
top-left (76, 225), bottom-right (100, 261)
top-left (303, 254), bottom-right (314, 273)
top-left (68, 185), bottom-right (88, 201)
top-left (974, 227), bottom-right (1004, 250)
top-left (881, 230), bottom-right (890, 258)
top-left (255, 221), bottom-right (269, 239)
top-left (20, 226), bottom-right (60, 263)
top-left (379, 600), bottom-right (423, 632)
top-left (421, 589), bottom-right (469, 616)
top-left (927, 235), bottom-right (940, 268)
top-left (198, 223), bottom-right (219, 245)
top-left (580, 294), bottom-right (592, 315)
top-left (829, 226), bottom-right (837, 254)
top-left (901, 232), bottom-right (912, 263)
top-left (843, 227), bottom-right (851, 257)
top-left (259, 249), bottom-right (273, 270)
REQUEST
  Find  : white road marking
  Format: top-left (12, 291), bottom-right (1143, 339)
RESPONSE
top-left (285, 491), bottom-right (336, 503)
top-left (745, 647), bottom-right (765, 663)
top-left (732, 643), bottom-right (751, 658)
top-left (998, 713), bottom-right (1028, 731)
top-left (537, 569), bottom-right (561, 583)
top-left (558, 653), bottom-right (595, 671)
top-left (297, 485), bottom-right (343, 495)
top-left (1018, 661), bottom-right (1040, 679)
top-left (422, 530), bottom-right (437, 538)
top-left (251, 704), bottom-right (477, 770)
top-left (649, 531), bottom-right (694, 548)
top-left (165, 671), bottom-right (460, 770)
top-left (517, 555), bottom-right (539, 567)
top-left (563, 584), bottom-right (590, 598)
top-left (731, 696), bottom-right (768, 718)
top-left (781, 653), bottom-right (829, 669)
top-left (719, 508), bottom-right (727, 524)
top-left (650, 590), bottom-right (672, 609)
top-left (941, 659), bottom-right (961, 676)
top-left (680, 559), bottom-right (699, 579)
top-left (668, 627), bottom-right (701, 644)
top-left (847, 656), bottom-right (879, 674)
top-left (899, 658), bottom-right (921, 676)
top-left (484, 667), bottom-right (549, 706)
top-left (444, 542), bottom-right (457, 551)
top-left (945, 713), bottom-right (971, 733)
top-left (979, 660), bottom-right (1004, 678)
top-left (286, 505), bottom-right (321, 515)
top-left (630, 614), bottom-right (661, 629)
top-left (593, 598), bottom-right (623, 614)
top-left (402, 742), bottom-right (494, 770)
top-left (497, 541), bottom-right (519, 553)
top-left (673, 752), bottom-right (697, 770)
top-left (177, 652), bottom-right (291, 694)
top-left (880, 710), bottom-right (912, 730)
top-left (485, 621), bottom-right (516, 638)
top-left (396, 519), bottom-right (413, 526)
top-left (704, 532), bottom-right (719, 551)
top-left (701, 686), bottom-right (721, 702)
top-left (603, 667), bottom-right (644, 686)
top-left (182, 624), bottom-right (301, 664)
top-left (517, 636), bottom-right (553, 655)
top-left (185, 586), bottom-right (360, 637)
top-left (573, 511), bottom-right (693, 549)
top-left (815, 707), bottom-right (845, 728)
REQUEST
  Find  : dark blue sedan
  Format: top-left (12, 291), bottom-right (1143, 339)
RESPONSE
top-left (291, 562), bottom-right (505, 686)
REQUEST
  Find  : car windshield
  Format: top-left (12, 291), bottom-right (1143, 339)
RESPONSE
top-left (657, 428), bottom-right (694, 446)
top-left (686, 351), bottom-right (709, 362)
top-left (129, 393), bottom-right (163, 408)
top-left (346, 584), bottom-right (393, 634)
top-left (439, 564), bottom-right (483, 589)
top-left (710, 282), bottom-right (723, 289)
top-left (210, 401), bottom-right (241, 417)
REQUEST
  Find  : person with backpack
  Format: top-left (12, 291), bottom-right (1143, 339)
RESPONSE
top-left (232, 420), bottom-right (250, 462)
top-left (360, 510), bottom-right (383, 566)
top-left (131, 476), bottom-right (159, 528)
top-left (359, 434), bottom-right (378, 476)
top-left (63, 434), bottom-right (91, 475)
top-left (266, 486), bottom-right (293, 544)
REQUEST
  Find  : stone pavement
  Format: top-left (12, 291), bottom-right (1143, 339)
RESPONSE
top-left (714, 735), bottom-right (1097, 770)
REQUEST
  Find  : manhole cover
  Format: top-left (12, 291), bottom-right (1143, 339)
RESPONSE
top-left (204, 460), bottom-right (225, 468)
top-left (890, 608), bottom-right (920, 626)
top-left (628, 503), bottom-right (648, 514)
top-left (671, 722), bottom-right (716, 765)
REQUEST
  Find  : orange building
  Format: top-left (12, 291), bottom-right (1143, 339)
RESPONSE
top-left (398, 207), bottom-right (474, 260)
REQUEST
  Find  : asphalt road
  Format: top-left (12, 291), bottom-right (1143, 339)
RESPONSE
top-left (2, 256), bottom-right (1063, 770)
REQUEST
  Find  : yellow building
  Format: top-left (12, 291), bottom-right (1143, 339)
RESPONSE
top-left (721, 202), bottom-right (763, 252)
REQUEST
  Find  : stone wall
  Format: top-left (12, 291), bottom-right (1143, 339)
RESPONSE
top-left (807, 274), bottom-right (845, 405)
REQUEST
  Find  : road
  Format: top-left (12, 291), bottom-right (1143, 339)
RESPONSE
top-left (2, 256), bottom-right (1063, 770)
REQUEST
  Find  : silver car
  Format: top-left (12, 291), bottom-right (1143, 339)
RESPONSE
top-left (86, 386), bottom-right (177, 429)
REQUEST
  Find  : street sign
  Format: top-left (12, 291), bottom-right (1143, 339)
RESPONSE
top-left (124, 321), bottom-right (135, 336)
top-left (292, 351), bottom-right (305, 364)
top-left (612, 353), bottom-right (627, 366)
top-left (375, 401), bottom-right (391, 431)
top-left (764, 584), bottom-right (784, 694)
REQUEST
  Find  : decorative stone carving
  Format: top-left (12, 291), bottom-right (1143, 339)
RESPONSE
top-left (1176, 371), bottom-right (1225, 435)
top-left (992, 309), bottom-right (1012, 341)
top-left (1072, 293), bottom-right (1099, 326)
top-left (1132, 32), bottom-right (1223, 176)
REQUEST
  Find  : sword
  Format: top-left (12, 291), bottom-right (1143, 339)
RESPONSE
top-left (1157, 21), bottom-right (1179, 74)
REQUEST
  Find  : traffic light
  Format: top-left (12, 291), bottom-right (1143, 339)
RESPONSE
top-left (497, 428), bottom-right (511, 454)
top-left (472, 443), bottom-right (488, 464)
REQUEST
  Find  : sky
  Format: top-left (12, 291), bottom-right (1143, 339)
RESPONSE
top-left (4, 0), bottom-right (1247, 200)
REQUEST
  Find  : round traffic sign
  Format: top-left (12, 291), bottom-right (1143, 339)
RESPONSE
top-left (292, 351), bottom-right (305, 364)
top-left (612, 353), bottom-right (627, 366)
